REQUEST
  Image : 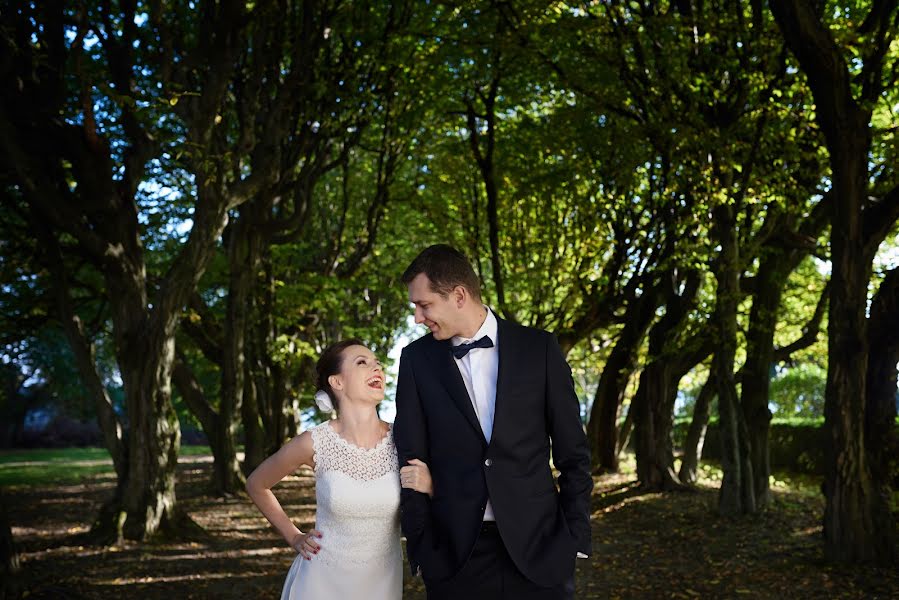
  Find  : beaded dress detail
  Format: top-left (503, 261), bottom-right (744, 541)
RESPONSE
top-left (280, 422), bottom-right (402, 600)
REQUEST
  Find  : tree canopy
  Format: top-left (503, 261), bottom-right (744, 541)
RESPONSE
top-left (1, 0), bottom-right (896, 563)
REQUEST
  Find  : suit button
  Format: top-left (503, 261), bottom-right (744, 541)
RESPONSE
top-left (484, 459), bottom-right (493, 467)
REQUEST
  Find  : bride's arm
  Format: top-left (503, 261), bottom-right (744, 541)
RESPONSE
top-left (246, 431), bottom-right (321, 557)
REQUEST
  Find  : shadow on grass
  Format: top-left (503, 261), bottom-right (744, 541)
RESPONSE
top-left (592, 479), bottom-right (649, 511)
top-left (591, 478), bottom-right (701, 513)
top-left (6, 449), bottom-right (898, 600)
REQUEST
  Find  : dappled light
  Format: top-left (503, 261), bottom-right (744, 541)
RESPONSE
top-left (3, 449), bottom-right (896, 598)
top-left (1, 1), bottom-right (897, 598)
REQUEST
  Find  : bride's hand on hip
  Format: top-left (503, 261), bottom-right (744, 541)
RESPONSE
top-left (292, 529), bottom-right (323, 560)
top-left (400, 459), bottom-right (433, 497)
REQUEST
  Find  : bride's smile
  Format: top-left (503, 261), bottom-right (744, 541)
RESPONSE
top-left (329, 346), bottom-right (386, 404)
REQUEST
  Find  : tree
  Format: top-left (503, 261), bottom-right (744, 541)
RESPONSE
top-left (1, 1), bottom-right (272, 542)
top-left (0, 497), bottom-right (23, 600)
top-left (172, 0), bottom-right (419, 493)
top-left (678, 370), bottom-right (716, 484)
top-left (632, 268), bottom-right (711, 490)
top-left (771, 0), bottom-right (899, 562)
top-left (865, 264), bottom-right (899, 539)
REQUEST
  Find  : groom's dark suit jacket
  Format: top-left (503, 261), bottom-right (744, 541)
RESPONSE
top-left (394, 316), bottom-right (592, 587)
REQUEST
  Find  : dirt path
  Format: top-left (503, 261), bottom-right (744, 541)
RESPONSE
top-left (5, 455), bottom-right (897, 599)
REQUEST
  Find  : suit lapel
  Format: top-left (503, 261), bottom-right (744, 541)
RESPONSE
top-left (424, 337), bottom-right (487, 446)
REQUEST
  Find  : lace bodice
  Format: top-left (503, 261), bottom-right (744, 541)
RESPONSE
top-left (311, 421), bottom-right (398, 480)
top-left (303, 421), bottom-right (402, 574)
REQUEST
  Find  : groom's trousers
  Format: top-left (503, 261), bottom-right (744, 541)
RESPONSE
top-left (423, 522), bottom-right (575, 600)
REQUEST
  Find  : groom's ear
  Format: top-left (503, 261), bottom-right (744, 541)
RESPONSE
top-left (452, 285), bottom-right (467, 307)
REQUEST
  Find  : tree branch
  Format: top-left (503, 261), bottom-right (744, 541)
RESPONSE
top-left (774, 279), bottom-right (831, 363)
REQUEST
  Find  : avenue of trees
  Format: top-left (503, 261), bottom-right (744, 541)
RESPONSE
top-left (1, 0), bottom-right (897, 565)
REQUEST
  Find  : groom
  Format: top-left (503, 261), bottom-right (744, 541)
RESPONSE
top-left (394, 244), bottom-right (592, 600)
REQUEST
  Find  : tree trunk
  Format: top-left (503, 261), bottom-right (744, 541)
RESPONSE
top-left (213, 219), bottom-right (259, 495)
top-left (679, 373), bottom-right (716, 485)
top-left (241, 370), bottom-right (268, 476)
top-left (241, 270), bottom-right (270, 474)
top-left (39, 224), bottom-right (128, 479)
top-left (172, 357), bottom-right (244, 496)
top-left (110, 332), bottom-right (182, 541)
top-left (616, 401), bottom-right (634, 456)
top-left (862, 267), bottom-right (899, 561)
top-left (633, 270), bottom-right (703, 491)
top-left (268, 363), bottom-right (294, 451)
top-left (242, 250), bottom-right (278, 472)
top-left (1, 497), bottom-right (23, 600)
top-left (0, 364), bottom-right (27, 449)
top-left (739, 259), bottom-right (787, 509)
top-left (866, 267), bottom-right (899, 486)
top-left (821, 146), bottom-right (880, 560)
top-left (90, 194), bottom-right (233, 543)
top-left (254, 248), bottom-right (303, 456)
top-left (713, 203), bottom-right (756, 516)
top-left (633, 360), bottom-right (682, 490)
top-left (587, 287), bottom-right (660, 473)
top-left (741, 199), bottom-right (831, 507)
top-left (58, 308), bottom-right (128, 480)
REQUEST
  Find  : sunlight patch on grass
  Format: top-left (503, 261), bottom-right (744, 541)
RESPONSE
top-left (13, 524), bottom-right (89, 539)
top-left (0, 447), bottom-right (111, 464)
top-left (0, 445), bottom-right (216, 487)
top-left (96, 572), bottom-right (241, 585)
top-left (0, 462), bottom-right (114, 487)
top-left (150, 547), bottom-right (290, 562)
top-left (792, 524), bottom-right (823, 537)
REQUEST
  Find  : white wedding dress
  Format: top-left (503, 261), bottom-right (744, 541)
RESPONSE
top-left (280, 421), bottom-right (402, 600)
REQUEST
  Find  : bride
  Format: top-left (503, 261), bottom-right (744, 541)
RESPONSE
top-left (246, 339), bottom-right (432, 600)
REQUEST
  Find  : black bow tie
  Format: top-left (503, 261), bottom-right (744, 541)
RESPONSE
top-left (452, 335), bottom-right (494, 359)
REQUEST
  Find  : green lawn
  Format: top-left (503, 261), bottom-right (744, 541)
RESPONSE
top-left (0, 445), bottom-right (214, 487)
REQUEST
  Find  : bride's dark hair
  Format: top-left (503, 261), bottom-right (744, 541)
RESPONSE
top-left (316, 338), bottom-right (366, 411)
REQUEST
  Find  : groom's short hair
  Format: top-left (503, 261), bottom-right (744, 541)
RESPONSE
top-left (402, 244), bottom-right (482, 301)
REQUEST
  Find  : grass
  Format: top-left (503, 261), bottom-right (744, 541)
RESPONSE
top-left (4, 448), bottom-right (897, 599)
top-left (0, 445), bottom-right (214, 487)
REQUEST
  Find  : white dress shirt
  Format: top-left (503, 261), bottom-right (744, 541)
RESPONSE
top-left (451, 306), bottom-right (499, 521)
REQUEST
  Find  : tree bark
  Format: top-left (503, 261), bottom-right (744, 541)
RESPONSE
top-left (1, 497), bottom-right (23, 600)
top-left (212, 218), bottom-right (259, 495)
top-left (241, 361), bottom-right (269, 475)
top-left (740, 197), bottom-right (830, 508)
top-left (242, 251), bottom-right (275, 474)
top-left (633, 360), bottom-right (682, 490)
top-left (171, 357), bottom-right (244, 496)
top-left (41, 229), bottom-right (127, 481)
top-left (864, 267), bottom-right (899, 561)
top-left (616, 401), bottom-right (634, 456)
top-left (739, 258), bottom-right (786, 509)
top-left (633, 270), bottom-right (703, 491)
top-left (820, 144), bottom-right (881, 560)
top-left (713, 203), bottom-right (756, 516)
top-left (587, 284), bottom-right (661, 472)
top-left (679, 373), bottom-right (716, 485)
